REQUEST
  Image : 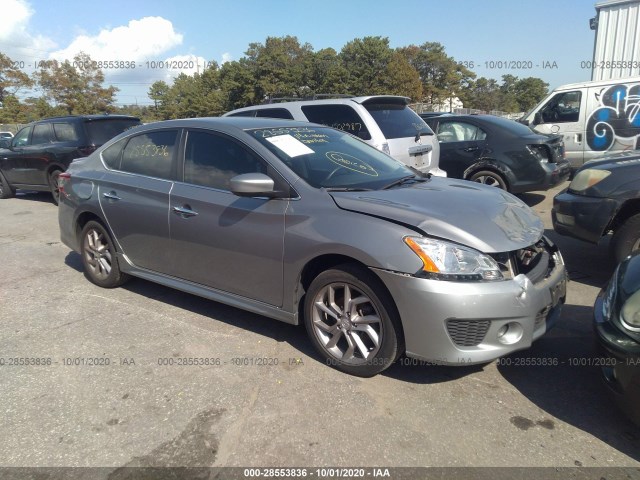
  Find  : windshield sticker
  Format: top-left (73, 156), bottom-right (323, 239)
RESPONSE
top-left (265, 134), bottom-right (315, 157)
top-left (326, 151), bottom-right (378, 176)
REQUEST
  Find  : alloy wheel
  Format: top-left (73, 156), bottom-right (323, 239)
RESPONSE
top-left (83, 228), bottom-right (113, 280)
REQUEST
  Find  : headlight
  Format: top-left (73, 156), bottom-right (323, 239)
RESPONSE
top-left (404, 236), bottom-right (503, 281)
top-left (569, 169), bottom-right (610, 192)
top-left (621, 290), bottom-right (640, 331)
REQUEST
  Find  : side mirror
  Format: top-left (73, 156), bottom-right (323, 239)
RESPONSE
top-left (533, 112), bottom-right (543, 125)
top-left (230, 173), bottom-right (277, 198)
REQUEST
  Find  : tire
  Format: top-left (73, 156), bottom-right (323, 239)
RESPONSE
top-left (80, 221), bottom-right (129, 288)
top-left (0, 170), bottom-right (15, 199)
top-left (611, 214), bottom-right (640, 264)
top-left (468, 170), bottom-right (507, 190)
top-left (303, 264), bottom-right (404, 377)
top-left (48, 169), bottom-right (62, 205)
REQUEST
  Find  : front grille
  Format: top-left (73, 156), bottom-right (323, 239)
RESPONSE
top-left (446, 319), bottom-right (491, 347)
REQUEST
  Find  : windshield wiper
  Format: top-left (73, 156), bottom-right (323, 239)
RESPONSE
top-left (324, 187), bottom-right (373, 192)
top-left (382, 175), bottom-right (429, 190)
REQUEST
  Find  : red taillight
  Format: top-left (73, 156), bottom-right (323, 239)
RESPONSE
top-left (58, 172), bottom-right (71, 197)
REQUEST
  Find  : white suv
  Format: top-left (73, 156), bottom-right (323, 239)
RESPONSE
top-left (224, 96), bottom-right (445, 177)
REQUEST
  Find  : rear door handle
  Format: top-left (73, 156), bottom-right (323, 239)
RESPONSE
top-left (172, 205), bottom-right (198, 217)
top-left (463, 146), bottom-right (479, 152)
top-left (575, 133), bottom-right (582, 143)
top-left (103, 191), bottom-right (121, 201)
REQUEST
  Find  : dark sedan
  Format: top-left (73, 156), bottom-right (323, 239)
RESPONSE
top-left (594, 251), bottom-right (640, 426)
top-left (424, 114), bottom-right (571, 193)
top-left (552, 152), bottom-right (640, 263)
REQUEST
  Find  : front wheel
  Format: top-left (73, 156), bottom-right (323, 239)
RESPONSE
top-left (468, 170), bottom-right (507, 190)
top-left (80, 221), bottom-right (129, 288)
top-left (303, 264), bottom-right (403, 377)
top-left (611, 214), bottom-right (640, 264)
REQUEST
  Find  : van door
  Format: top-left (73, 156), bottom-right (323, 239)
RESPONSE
top-left (531, 89), bottom-right (585, 168)
top-left (583, 81), bottom-right (640, 162)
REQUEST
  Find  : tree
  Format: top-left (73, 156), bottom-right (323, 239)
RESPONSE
top-left (399, 42), bottom-right (475, 105)
top-left (513, 77), bottom-right (549, 111)
top-left (382, 52), bottom-right (422, 100)
top-left (35, 52), bottom-right (117, 114)
top-left (245, 36), bottom-right (314, 100)
top-left (0, 53), bottom-right (33, 105)
top-left (218, 59), bottom-right (258, 110)
top-left (465, 77), bottom-right (501, 111)
top-left (340, 36), bottom-right (394, 95)
top-left (308, 48), bottom-right (349, 95)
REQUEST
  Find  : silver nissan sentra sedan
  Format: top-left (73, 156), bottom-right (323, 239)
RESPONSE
top-left (58, 117), bottom-right (567, 377)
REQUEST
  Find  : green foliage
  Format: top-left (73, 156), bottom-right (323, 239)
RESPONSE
top-left (465, 75), bottom-right (549, 112)
top-left (34, 52), bottom-right (118, 114)
top-left (0, 38), bottom-right (552, 123)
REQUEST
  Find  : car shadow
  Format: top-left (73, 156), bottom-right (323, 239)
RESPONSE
top-left (517, 192), bottom-right (546, 207)
top-left (64, 251), bottom-right (84, 272)
top-left (544, 229), bottom-right (615, 290)
top-left (14, 191), bottom-right (55, 204)
top-left (498, 303), bottom-right (640, 461)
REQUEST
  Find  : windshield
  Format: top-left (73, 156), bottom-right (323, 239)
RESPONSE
top-left (364, 103), bottom-right (434, 139)
top-left (251, 126), bottom-right (415, 189)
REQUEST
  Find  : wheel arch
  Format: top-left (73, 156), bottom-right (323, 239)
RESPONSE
top-left (295, 254), bottom-right (404, 341)
top-left (607, 199), bottom-right (640, 234)
top-left (463, 159), bottom-right (512, 188)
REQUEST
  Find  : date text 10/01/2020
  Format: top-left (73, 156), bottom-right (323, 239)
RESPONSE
top-left (10, 59), bottom-right (219, 71)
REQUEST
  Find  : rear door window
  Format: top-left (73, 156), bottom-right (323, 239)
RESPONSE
top-left (31, 123), bottom-right (53, 145)
top-left (436, 121), bottom-right (487, 143)
top-left (364, 103), bottom-right (434, 139)
top-left (301, 105), bottom-right (371, 140)
top-left (119, 130), bottom-right (178, 180)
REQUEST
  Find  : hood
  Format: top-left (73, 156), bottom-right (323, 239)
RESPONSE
top-left (579, 152), bottom-right (640, 172)
top-left (330, 178), bottom-right (543, 253)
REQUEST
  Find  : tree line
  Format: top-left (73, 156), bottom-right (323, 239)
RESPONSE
top-left (0, 36), bottom-right (549, 124)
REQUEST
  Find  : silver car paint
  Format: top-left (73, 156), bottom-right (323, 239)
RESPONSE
top-left (59, 117), bottom-right (565, 365)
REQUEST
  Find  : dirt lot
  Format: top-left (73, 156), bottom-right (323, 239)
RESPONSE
top-left (0, 182), bottom-right (639, 477)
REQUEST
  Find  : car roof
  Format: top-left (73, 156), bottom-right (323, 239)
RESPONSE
top-left (224, 95), bottom-right (411, 114)
top-left (34, 114), bottom-right (141, 123)
top-left (132, 116), bottom-right (322, 132)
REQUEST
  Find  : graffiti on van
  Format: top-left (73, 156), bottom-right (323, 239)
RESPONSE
top-left (586, 84), bottom-right (640, 151)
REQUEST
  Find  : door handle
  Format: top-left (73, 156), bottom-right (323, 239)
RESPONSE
top-left (575, 133), bottom-right (582, 143)
top-left (463, 146), bottom-right (479, 152)
top-left (103, 191), bottom-right (121, 201)
top-left (172, 205), bottom-right (198, 217)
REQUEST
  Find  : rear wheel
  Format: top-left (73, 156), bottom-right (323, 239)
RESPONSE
top-left (48, 169), bottom-right (62, 205)
top-left (80, 221), bottom-right (129, 288)
top-left (468, 170), bottom-right (507, 190)
top-left (303, 264), bottom-right (403, 377)
top-left (0, 170), bottom-right (15, 199)
top-left (611, 214), bottom-right (640, 264)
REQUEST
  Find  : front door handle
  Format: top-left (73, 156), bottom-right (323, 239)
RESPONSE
top-left (103, 191), bottom-right (121, 201)
top-left (172, 205), bottom-right (198, 217)
top-left (463, 146), bottom-right (479, 152)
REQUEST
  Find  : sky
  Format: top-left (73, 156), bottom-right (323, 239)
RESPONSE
top-left (0, 0), bottom-right (600, 106)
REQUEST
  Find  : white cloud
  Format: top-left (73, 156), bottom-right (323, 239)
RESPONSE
top-left (221, 52), bottom-right (233, 64)
top-left (0, 0), bottom-right (56, 61)
top-left (49, 17), bottom-right (183, 62)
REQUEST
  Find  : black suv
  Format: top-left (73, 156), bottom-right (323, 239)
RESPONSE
top-left (0, 115), bottom-right (141, 204)
top-left (553, 152), bottom-right (640, 263)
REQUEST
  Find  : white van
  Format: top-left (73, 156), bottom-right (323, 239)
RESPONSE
top-left (519, 76), bottom-right (640, 168)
